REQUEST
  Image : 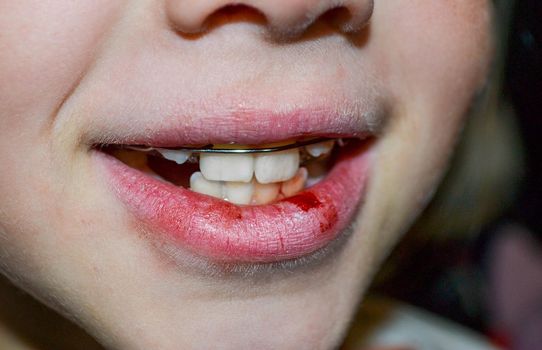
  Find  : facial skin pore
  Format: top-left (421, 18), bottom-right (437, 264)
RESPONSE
top-left (0, 1), bottom-right (492, 349)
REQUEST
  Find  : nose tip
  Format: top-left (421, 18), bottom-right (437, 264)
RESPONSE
top-left (166, 0), bottom-right (373, 36)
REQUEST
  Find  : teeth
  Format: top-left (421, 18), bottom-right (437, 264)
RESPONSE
top-left (281, 168), bottom-right (308, 197)
top-left (156, 149), bottom-right (191, 165)
top-left (305, 140), bottom-right (335, 158)
top-left (200, 153), bottom-right (254, 183)
top-left (190, 172), bottom-right (223, 199)
top-left (254, 148), bottom-right (300, 184)
top-left (145, 139), bottom-right (334, 203)
top-left (251, 182), bottom-right (281, 205)
top-left (223, 181), bottom-right (254, 205)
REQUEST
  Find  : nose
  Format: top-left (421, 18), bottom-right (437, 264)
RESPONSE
top-left (166, 0), bottom-right (373, 37)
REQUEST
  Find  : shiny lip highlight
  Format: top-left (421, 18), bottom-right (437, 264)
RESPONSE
top-left (91, 107), bottom-right (380, 264)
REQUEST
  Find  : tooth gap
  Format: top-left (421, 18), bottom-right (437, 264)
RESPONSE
top-left (187, 154), bottom-right (199, 163)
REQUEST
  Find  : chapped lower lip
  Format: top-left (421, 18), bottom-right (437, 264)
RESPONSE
top-left (95, 141), bottom-right (373, 263)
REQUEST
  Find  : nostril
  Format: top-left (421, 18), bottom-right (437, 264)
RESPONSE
top-left (216, 4), bottom-right (264, 19)
top-left (166, 1), bottom-right (266, 34)
top-left (320, 6), bottom-right (354, 31)
top-left (167, 0), bottom-right (372, 38)
top-left (205, 4), bottom-right (267, 31)
top-left (318, 1), bottom-right (374, 34)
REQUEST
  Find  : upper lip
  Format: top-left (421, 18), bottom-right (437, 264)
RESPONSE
top-left (86, 104), bottom-right (385, 148)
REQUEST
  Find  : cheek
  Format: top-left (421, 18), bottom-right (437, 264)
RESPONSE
top-left (0, 1), bottom-right (121, 138)
top-left (394, 0), bottom-right (493, 163)
top-left (372, 0), bottom-right (493, 164)
top-left (0, 0), bottom-right (123, 279)
top-left (357, 0), bottom-right (493, 244)
top-left (380, 0), bottom-right (493, 113)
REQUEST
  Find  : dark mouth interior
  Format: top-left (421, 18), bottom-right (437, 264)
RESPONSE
top-left (146, 155), bottom-right (199, 187)
top-left (98, 138), bottom-right (353, 189)
top-left (101, 147), bottom-right (339, 189)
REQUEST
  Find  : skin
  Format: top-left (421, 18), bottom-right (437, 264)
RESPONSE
top-left (0, 1), bottom-right (492, 349)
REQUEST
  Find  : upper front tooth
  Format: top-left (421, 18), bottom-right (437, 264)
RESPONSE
top-left (254, 148), bottom-right (300, 184)
top-left (200, 153), bottom-right (254, 183)
top-left (305, 140), bottom-right (335, 158)
top-left (156, 149), bottom-right (191, 165)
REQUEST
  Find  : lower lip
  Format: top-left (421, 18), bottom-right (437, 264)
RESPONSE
top-left (95, 142), bottom-right (373, 263)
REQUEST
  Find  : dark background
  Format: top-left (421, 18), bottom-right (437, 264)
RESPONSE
top-left (507, 0), bottom-right (542, 234)
top-left (373, 0), bottom-right (542, 340)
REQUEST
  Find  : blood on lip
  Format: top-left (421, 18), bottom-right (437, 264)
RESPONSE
top-left (283, 192), bottom-right (338, 232)
top-left (283, 192), bottom-right (322, 212)
top-left (97, 138), bottom-right (372, 262)
top-left (206, 202), bottom-right (243, 221)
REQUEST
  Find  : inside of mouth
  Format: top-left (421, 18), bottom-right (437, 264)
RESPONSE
top-left (101, 138), bottom-right (347, 206)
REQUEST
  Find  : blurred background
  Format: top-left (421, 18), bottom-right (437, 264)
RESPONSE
top-left (350, 1), bottom-right (542, 349)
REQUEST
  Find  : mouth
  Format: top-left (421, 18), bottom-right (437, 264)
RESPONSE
top-left (92, 110), bottom-right (376, 264)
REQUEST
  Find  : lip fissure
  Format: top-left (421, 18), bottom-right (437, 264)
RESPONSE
top-left (96, 137), bottom-right (372, 263)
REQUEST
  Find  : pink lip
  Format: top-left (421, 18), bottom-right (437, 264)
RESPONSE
top-left (93, 110), bottom-right (377, 263)
top-left (89, 107), bottom-right (381, 147)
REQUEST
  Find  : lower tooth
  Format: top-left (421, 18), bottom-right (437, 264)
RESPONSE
top-left (281, 168), bottom-right (308, 197)
top-left (190, 172), bottom-right (223, 199)
top-left (223, 181), bottom-right (254, 205)
top-left (251, 182), bottom-right (280, 205)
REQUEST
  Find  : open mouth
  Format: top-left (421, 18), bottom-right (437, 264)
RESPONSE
top-left (102, 138), bottom-right (349, 205)
top-left (92, 112), bottom-right (376, 264)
